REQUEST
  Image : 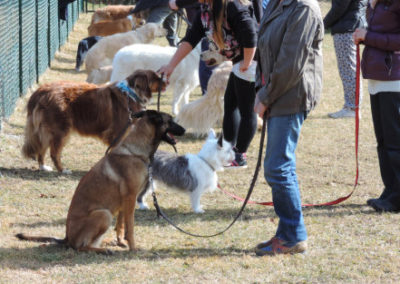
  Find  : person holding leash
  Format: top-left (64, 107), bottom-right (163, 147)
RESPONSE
top-left (159, 0), bottom-right (258, 169)
top-left (254, 0), bottom-right (323, 255)
top-left (353, 0), bottom-right (400, 212)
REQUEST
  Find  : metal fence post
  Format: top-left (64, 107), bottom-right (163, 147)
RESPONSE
top-left (35, 0), bottom-right (39, 83)
top-left (18, 0), bottom-right (23, 95)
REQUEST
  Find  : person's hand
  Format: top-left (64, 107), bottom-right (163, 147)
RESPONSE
top-left (157, 64), bottom-right (174, 84)
top-left (254, 95), bottom-right (268, 119)
top-left (169, 0), bottom-right (178, 10)
top-left (353, 28), bottom-right (367, 45)
top-left (239, 61), bottom-right (251, 73)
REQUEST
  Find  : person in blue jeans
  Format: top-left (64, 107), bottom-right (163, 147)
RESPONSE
top-left (254, 0), bottom-right (324, 256)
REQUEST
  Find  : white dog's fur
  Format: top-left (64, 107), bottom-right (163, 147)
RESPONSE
top-left (86, 65), bottom-right (113, 85)
top-left (200, 41), bottom-right (227, 67)
top-left (111, 43), bottom-right (200, 115)
top-left (175, 61), bottom-right (232, 136)
top-left (85, 23), bottom-right (166, 82)
top-left (137, 129), bottom-right (234, 213)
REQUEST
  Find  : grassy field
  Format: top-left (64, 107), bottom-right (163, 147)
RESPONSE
top-left (1, 1), bottom-right (400, 283)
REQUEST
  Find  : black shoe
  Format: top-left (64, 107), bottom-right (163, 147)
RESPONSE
top-left (367, 188), bottom-right (392, 206)
top-left (224, 152), bottom-right (247, 169)
top-left (369, 199), bottom-right (400, 213)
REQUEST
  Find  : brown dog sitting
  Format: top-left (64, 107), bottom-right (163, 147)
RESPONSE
top-left (22, 69), bottom-right (166, 174)
top-left (17, 110), bottom-right (185, 254)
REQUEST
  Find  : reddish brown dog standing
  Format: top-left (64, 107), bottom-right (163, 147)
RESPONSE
top-left (22, 70), bottom-right (166, 173)
top-left (17, 110), bottom-right (185, 254)
top-left (90, 5), bottom-right (135, 24)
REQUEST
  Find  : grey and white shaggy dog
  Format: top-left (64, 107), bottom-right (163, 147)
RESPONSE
top-left (137, 129), bottom-right (234, 213)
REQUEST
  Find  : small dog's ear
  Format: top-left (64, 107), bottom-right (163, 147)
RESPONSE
top-left (217, 133), bottom-right (224, 148)
top-left (207, 128), bottom-right (216, 139)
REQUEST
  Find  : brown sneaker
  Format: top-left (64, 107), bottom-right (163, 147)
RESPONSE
top-left (255, 237), bottom-right (307, 256)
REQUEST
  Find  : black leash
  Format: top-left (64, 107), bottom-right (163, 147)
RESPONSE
top-left (157, 74), bottom-right (164, 112)
top-left (176, 9), bottom-right (192, 29)
top-left (151, 112), bottom-right (268, 238)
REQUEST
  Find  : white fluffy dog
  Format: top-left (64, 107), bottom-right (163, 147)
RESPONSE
top-left (111, 43), bottom-right (200, 115)
top-left (85, 23), bottom-right (166, 82)
top-left (137, 129), bottom-right (234, 213)
top-left (175, 61), bottom-right (232, 136)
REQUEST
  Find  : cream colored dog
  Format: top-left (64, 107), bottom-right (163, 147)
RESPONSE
top-left (85, 23), bottom-right (166, 82)
top-left (176, 61), bottom-right (263, 136)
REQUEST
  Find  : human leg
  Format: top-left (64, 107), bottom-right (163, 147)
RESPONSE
top-left (222, 73), bottom-right (240, 147)
top-left (163, 12), bottom-right (178, 46)
top-left (234, 76), bottom-right (257, 154)
top-left (329, 33), bottom-right (362, 119)
top-left (146, 5), bottom-right (177, 46)
top-left (199, 39), bottom-right (217, 95)
top-left (368, 92), bottom-right (400, 212)
top-left (263, 112), bottom-right (308, 246)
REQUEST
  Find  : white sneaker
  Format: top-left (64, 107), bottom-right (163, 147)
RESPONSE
top-left (328, 107), bottom-right (355, 119)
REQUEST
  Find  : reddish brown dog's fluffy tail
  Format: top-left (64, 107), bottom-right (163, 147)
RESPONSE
top-left (16, 233), bottom-right (66, 244)
top-left (21, 92), bottom-right (48, 161)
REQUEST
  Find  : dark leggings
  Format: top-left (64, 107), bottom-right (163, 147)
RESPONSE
top-left (223, 72), bottom-right (257, 153)
top-left (370, 92), bottom-right (400, 203)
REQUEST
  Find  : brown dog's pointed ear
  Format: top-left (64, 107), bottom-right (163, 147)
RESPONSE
top-left (217, 133), bottom-right (224, 148)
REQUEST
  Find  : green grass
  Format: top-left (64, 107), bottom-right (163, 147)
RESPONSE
top-left (1, 2), bottom-right (400, 283)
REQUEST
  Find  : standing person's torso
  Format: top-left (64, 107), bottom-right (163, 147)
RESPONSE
top-left (361, 0), bottom-right (400, 80)
top-left (324, 0), bottom-right (368, 34)
top-left (256, 0), bottom-right (324, 116)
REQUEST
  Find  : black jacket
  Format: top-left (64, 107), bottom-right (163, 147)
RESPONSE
top-left (324, 0), bottom-right (367, 35)
top-left (132, 0), bottom-right (198, 13)
top-left (131, 0), bottom-right (168, 13)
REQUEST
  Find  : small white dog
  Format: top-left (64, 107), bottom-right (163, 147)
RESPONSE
top-left (137, 129), bottom-right (234, 213)
top-left (111, 43), bottom-right (200, 115)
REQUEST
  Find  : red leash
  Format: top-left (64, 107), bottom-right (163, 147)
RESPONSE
top-left (220, 44), bottom-right (361, 207)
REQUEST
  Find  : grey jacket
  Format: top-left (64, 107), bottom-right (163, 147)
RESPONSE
top-left (256, 0), bottom-right (324, 117)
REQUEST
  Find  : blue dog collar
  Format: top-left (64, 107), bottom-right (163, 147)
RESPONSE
top-left (116, 80), bottom-right (143, 104)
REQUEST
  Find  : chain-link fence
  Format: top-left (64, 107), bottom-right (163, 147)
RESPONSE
top-left (83, 0), bottom-right (136, 12)
top-left (0, 0), bottom-right (84, 129)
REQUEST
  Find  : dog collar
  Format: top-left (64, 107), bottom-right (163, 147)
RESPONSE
top-left (116, 80), bottom-right (143, 104)
top-left (199, 156), bottom-right (216, 172)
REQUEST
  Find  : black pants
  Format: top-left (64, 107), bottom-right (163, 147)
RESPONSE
top-left (370, 92), bottom-right (400, 204)
top-left (223, 72), bottom-right (257, 153)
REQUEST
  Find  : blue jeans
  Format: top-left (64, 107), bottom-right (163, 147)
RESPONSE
top-left (264, 112), bottom-right (307, 245)
top-left (199, 38), bottom-right (216, 95)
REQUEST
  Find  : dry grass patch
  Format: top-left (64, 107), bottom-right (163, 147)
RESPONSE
top-left (1, 2), bottom-right (400, 283)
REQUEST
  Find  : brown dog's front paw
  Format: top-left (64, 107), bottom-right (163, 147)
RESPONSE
top-left (117, 240), bottom-right (127, 248)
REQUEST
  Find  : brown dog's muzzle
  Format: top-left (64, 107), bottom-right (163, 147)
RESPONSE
top-left (163, 121), bottom-right (185, 145)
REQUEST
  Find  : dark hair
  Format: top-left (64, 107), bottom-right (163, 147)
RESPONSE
top-left (380, 0), bottom-right (393, 5)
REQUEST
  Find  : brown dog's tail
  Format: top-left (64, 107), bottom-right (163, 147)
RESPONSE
top-left (21, 105), bottom-right (47, 161)
top-left (15, 233), bottom-right (66, 244)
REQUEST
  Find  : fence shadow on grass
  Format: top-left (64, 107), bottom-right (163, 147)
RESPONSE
top-left (49, 67), bottom-right (80, 75)
top-left (0, 167), bottom-right (86, 181)
top-left (0, 245), bottom-right (252, 271)
top-left (9, 206), bottom-right (272, 231)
